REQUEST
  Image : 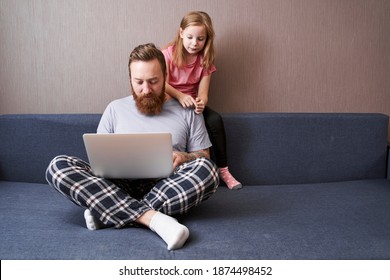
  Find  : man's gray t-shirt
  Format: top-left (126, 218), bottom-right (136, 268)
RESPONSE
top-left (97, 96), bottom-right (211, 152)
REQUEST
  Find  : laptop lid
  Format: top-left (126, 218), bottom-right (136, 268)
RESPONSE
top-left (83, 133), bottom-right (173, 179)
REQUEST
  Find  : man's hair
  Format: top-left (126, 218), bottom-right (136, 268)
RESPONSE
top-left (128, 43), bottom-right (167, 78)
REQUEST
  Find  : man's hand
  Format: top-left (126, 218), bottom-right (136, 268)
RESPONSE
top-left (172, 149), bottom-right (210, 169)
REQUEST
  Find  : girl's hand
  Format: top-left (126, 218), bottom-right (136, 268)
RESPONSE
top-left (194, 98), bottom-right (205, 114)
top-left (178, 94), bottom-right (196, 109)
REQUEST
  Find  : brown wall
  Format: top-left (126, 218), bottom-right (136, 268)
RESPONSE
top-left (1, 0), bottom-right (389, 134)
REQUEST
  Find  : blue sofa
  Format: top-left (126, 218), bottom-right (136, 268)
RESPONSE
top-left (1, 113), bottom-right (389, 260)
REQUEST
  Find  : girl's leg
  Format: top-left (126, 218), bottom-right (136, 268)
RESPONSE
top-left (203, 106), bottom-right (227, 167)
top-left (45, 155), bottom-right (151, 229)
top-left (203, 107), bottom-right (242, 190)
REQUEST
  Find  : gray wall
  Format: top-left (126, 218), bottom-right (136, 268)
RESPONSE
top-left (1, 0), bottom-right (390, 133)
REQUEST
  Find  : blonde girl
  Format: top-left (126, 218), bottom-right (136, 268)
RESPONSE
top-left (163, 11), bottom-right (241, 190)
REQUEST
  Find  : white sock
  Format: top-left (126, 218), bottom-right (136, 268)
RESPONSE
top-left (149, 212), bottom-right (190, 250)
top-left (84, 209), bottom-right (104, 230)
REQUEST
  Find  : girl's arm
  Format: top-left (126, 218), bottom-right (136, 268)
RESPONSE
top-left (195, 74), bottom-right (212, 114)
top-left (165, 82), bottom-right (196, 109)
top-left (165, 64), bottom-right (197, 109)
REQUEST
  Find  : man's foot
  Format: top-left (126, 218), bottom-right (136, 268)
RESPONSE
top-left (149, 212), bottom-right (190, 250)
top-left (84, 209), bottom-right (105, 230)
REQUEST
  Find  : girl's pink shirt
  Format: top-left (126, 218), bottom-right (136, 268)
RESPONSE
top-left (163, 45), bottom-right (216, 99)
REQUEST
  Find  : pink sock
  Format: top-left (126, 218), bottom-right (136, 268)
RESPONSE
top-left (219, 167), bottom-right (242, 190)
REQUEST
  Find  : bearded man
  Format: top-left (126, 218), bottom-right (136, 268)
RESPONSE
top-left (45, 43), bottom-right (219, 250)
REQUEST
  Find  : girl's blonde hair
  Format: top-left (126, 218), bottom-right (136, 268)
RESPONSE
top-left (170, 11), bottom-right (215, 70)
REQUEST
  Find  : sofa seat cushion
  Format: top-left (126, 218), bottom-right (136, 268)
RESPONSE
top-left (1, 180), bottom-right (389, 260)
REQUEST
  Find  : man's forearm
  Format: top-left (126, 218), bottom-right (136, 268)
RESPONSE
top-left (186, 149), bottom-right (210, 161)
top-left (172, 149), bottom-right (210, 169)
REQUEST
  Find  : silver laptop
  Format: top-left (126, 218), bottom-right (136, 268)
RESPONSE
top-left (83, 133), bottom-right (173, 179)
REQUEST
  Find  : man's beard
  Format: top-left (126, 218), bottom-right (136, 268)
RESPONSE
top-left (131, 85), bottom-right (166, 116)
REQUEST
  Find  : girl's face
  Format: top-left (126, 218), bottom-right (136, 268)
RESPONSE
top-left (180, 24), bottom-right (207, 56)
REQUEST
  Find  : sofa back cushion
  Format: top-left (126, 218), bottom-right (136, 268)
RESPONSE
top-left (0, 113), bottom-right (388, 185)
top-left (0, 114), bottom-right (100, 183)
top-left (223, 113), bottom-right (389, 185)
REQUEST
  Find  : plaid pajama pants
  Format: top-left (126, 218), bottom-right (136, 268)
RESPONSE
top-left (45, 155), bottom-right (219, 228)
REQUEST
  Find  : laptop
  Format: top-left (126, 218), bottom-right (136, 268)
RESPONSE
top-left (83, 133), bottom-right (173, 179)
